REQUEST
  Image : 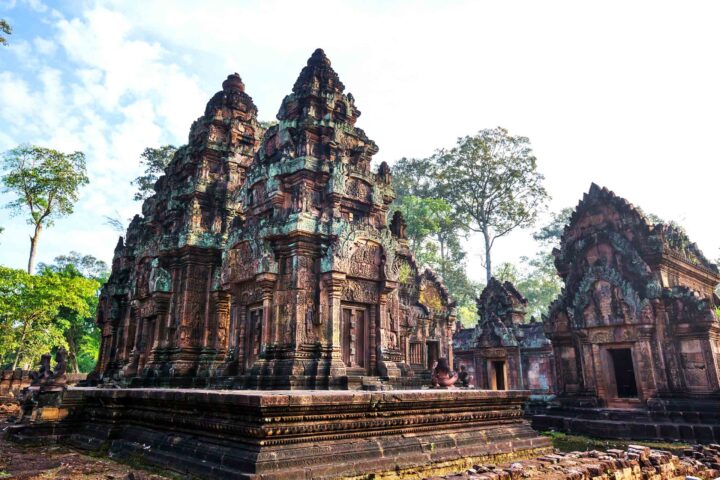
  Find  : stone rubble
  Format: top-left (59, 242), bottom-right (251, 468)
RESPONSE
top-left (427, 445), bottom-right (720, 480)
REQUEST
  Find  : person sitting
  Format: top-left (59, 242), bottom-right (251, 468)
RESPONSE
top-left (431, 357), bottom-right (458, 388)
top-left (457, 365), bottom-right (471, 387)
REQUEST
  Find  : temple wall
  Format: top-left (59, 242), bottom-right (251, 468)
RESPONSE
top-left (0, 370), bottom-right (86, 400)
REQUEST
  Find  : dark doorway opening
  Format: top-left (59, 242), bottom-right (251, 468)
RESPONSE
top-left (426, 341), bottom-right (439, 370)
top-left (609, 348), bottom-right (638, 398)
top-left (492, 361), bottom-right (505, 390)
top-left (246, 307), bottom-right (263, 371)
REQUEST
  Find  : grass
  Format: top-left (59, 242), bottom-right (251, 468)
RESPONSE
top-left (541, 431), bottom-right (691, 455)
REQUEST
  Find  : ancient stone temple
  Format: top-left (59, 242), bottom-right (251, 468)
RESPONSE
top-left (453, 278), bottom-right (554, 399)
top-left (534, 184), bottom-right (720, 442)
top-left (9, 50), bottom-right (552, 479)
top-left (94, 49), bottom-right (456, 389)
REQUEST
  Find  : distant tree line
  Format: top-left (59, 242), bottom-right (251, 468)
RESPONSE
top-left (391, 127), bottom-right (561, 325)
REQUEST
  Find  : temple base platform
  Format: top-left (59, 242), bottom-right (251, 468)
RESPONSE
top-left (6, 387), bottom-right (551, 479)
top-left (532, 395), bottom-right (720, 444)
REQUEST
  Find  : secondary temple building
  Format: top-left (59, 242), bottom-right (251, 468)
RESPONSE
top-left (453, 184), bottom-right (720, 441)
top-left (545, 184), bottom-right (720, 408)
top-left (95, 49), bottom-right (456, 389)
top-left (453, 278), bottom-right (555, 397)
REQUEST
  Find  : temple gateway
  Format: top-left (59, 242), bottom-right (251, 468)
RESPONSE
top-left (95, 49), bottom-right (455, 390)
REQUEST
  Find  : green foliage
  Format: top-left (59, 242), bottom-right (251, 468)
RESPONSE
top-left (515, 253), bottom-right (563, 319)
top-left (0, 19), bottom-right (11, 46)
top-left (542, 431), bottom-right (689, 455)
top-left (395, 195), bottom-right (453, 257)
top-left (131, 145), bottom-right (177, 201)
top-left (38, 253), bottom-right (108, 373)
top-left (494, 262), bottom-right (520, 283)
top-left (2, 144), bottom-right (89, 273)
top-left (38, 251), bottom-right (109, 281)
top-left (0, 266), bottom-right (97, 370)
top-left (258, 119), bottom-right (278, 130)
top-left (392, 157), bottom-right (437, 198)
top-left (391, 157), bottom-right (479, 326)
top-left (435, 127), bottom-right (549, 283)
top-left (533, 207), bottom-right (573, 247)
top-left (493, 209), bottom-right (570, 320)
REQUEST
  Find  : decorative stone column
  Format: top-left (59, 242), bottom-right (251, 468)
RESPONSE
top-left (324, 271), bottom-right (347, 377)
top-left (256, 273), bottom-right (277, 353)
top-left (377, 284), bottom-right (401, 379)
top-left (636, 324), bottom-right (659, 400)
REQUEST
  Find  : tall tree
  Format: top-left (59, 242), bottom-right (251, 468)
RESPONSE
top-left (436, 127), bottom-right (549, 283)
top-left (2, 145), bottom-right (89, 274)
top-left (37, 254), bottom-right (107, 373)
top-left (131, 145), bottom-right (177, 201)
top-left (391, 157), bottom-right (479, 325)
top-left (38, 251), bottom-right (109, 281)
top-left (0, 19), bottom-right (11, 46)
top-left (0, 266), bottom-right (96, 370)
top-left (533, 207), bottom-right (574, 247)
top-left (499, 207), bottom-right (573, 319)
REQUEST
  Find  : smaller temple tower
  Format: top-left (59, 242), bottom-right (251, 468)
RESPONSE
top-left (454, 278), bottom-right (554, 395)
top-left (544, 184), bottom-right (720, 409)
top-left (95, 73), bottom-right (265, 383)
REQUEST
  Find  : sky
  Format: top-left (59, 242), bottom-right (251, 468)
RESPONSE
top-left (0, 0), bottom-right (718, 282)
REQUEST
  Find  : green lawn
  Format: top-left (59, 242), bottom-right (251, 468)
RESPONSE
top-left (542, 431), bottom-right (691, 455)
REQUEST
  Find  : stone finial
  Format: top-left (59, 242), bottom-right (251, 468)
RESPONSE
top-left (292, 48), bottom-right (345, 95)
top-left (377, 161), bottom-right (392, 183)
top-left (390, 210), bottom-right (407, 240)
top-left (308, 48), bottom-right (332, 67)
top-left (222, 73), bottom-right (245, 92)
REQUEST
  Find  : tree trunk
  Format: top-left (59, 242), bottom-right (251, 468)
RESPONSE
top-left (482, 229), bottom-right (492, 284)
top-left (11, 351), bottom-right (21, 370)
top-left (28, 224), bottom-right (42, 274)
top-left (439, 237), bottom-right (447, 280)
top-left (67, 334), bottom-right (80, 373)
top-left (11, 321), bottom-right (29, 370)
top-left (69, 353), bottom-right (79, 374)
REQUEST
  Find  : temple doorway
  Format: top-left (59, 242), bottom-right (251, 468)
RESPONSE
top-left (609, 348), bottom-right (638, 398)
top-left (426, 340), bottom-right (439, 370)
top-left (245, 306), bottom-right (263, 371)
top-left (341, 306), bottom-right (367, 370)
top-left (491, 360), bottom-right (506, 390)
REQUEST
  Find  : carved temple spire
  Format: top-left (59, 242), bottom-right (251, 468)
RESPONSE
top-left (292, 48), bottom-right (345, 96)
top-left (278, 48), bottom-right (362, 129)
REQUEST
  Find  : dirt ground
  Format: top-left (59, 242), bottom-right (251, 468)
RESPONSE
top-left (0, 409), bottom-right (174, 480)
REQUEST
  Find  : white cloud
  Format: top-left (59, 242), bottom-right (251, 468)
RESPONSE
top-left (22, 0), bottom-right (46, 13)
top-left (32, 36), bottom-right (56, 55)
top-left (1, 0), bottom-right (719, 278)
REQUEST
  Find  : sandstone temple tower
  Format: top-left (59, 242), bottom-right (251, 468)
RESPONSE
top-left (95, 49), bottom-right (456, 389)
top-left (453, 278), bottom-right (554, 398)
top-left (543, 184), bottom-right (720, 409)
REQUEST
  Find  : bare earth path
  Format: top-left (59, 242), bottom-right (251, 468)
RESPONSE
top-left (0, 411), bottom-right (173, 480)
